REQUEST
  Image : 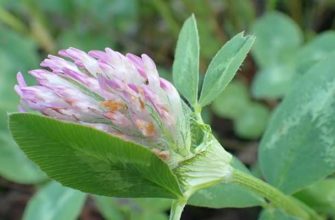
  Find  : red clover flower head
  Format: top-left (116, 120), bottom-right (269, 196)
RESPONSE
top-left (15, 48), bottom-right (192, 164)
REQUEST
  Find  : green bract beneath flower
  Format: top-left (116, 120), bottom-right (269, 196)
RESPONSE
top-left (176, 121), bottom-right (233, 192)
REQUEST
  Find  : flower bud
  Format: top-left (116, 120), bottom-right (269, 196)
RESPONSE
top-left (15, 48), bottom-right (192, 166)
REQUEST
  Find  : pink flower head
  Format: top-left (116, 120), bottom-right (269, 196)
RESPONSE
top-left (15, 48), bottom-right (191, 164)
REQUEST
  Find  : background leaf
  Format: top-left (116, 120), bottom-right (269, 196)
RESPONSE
top-left (23, 181), bottom-right (86, 220)
top-left (212, 80), bottom-right (270, 139)
top-left (251, 65), bottom-right (296, 99)
top-left (251, 12), bottom-right (302, 99)
top-left (199, 32), bottom-right (255, 107)
top-left (73, 0), bottom-right (138, 31)
top-left (172, 14), bottom-right (199, 106)
top-left (258, 208), bottom-right (299, 220)
top-left (295, 31), bottom-right (335, 74)
top-left (9, 113), bottom-right (182, 198)
top-left (251, 12), bottom-right (302, 68)
top-left (35, 0), bottom-right (74, 17)
top-left (234, 103), bottom-right (270, 139)
top-left (259, 54), bottom-right (335, 194)
top-left (0, 26), bottom-right (46, 183)
top-left (95, 196), bottom-right (170, 220)
top-left (212, 80), bottom-right (250, 120)
top-left (0, 133), bottom-right (46, 183)
top-left (57, 29), bottom-right (114, 51)
top-left (95, 197), bottom-right (123, 220)
top-left (294, 178), bottom-right (335, 217)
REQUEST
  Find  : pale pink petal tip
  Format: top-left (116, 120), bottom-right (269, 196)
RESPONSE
top-left (16, 72), bottom-right (27, 87)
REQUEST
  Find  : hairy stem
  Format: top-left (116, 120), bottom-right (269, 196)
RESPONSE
top-left (232, 169), bottom-right (322, 220)
top-left (169, 199), bottom-right (187, 220)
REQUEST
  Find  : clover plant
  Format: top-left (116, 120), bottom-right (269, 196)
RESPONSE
top-left (8, 15), bottom-right (335, 220)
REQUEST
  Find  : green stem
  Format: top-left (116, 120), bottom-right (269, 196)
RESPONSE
top-left (0, 5), bottom-right (55, 53)
top-left (0, 7), bottom-right (28, 34)
top-left (193, 104), bottom-right (204, 123)
top-left (169, 199), bottom-right (186, 220)
top-left (30, 18), bottom-right (56, 53)
top-left (232, 169), bottom-right (322, 220)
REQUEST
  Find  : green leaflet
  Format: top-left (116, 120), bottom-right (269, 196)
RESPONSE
top-left (172, 14), bottom-right (200, 107)
top-left (259, 54), bottom-right (335, 194)
top-left (23, 181), bottom-right (86, 220)
top-left (9, 113), bottom-right (183, 198)
top-left (199, 32), bottom-right (255, 107)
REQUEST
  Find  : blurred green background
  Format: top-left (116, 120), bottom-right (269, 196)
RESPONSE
top-left (1, 0), bottom-right (335, 219)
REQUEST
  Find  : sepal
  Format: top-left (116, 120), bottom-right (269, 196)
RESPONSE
top-left (175, 124), bottom-right (233, 194)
